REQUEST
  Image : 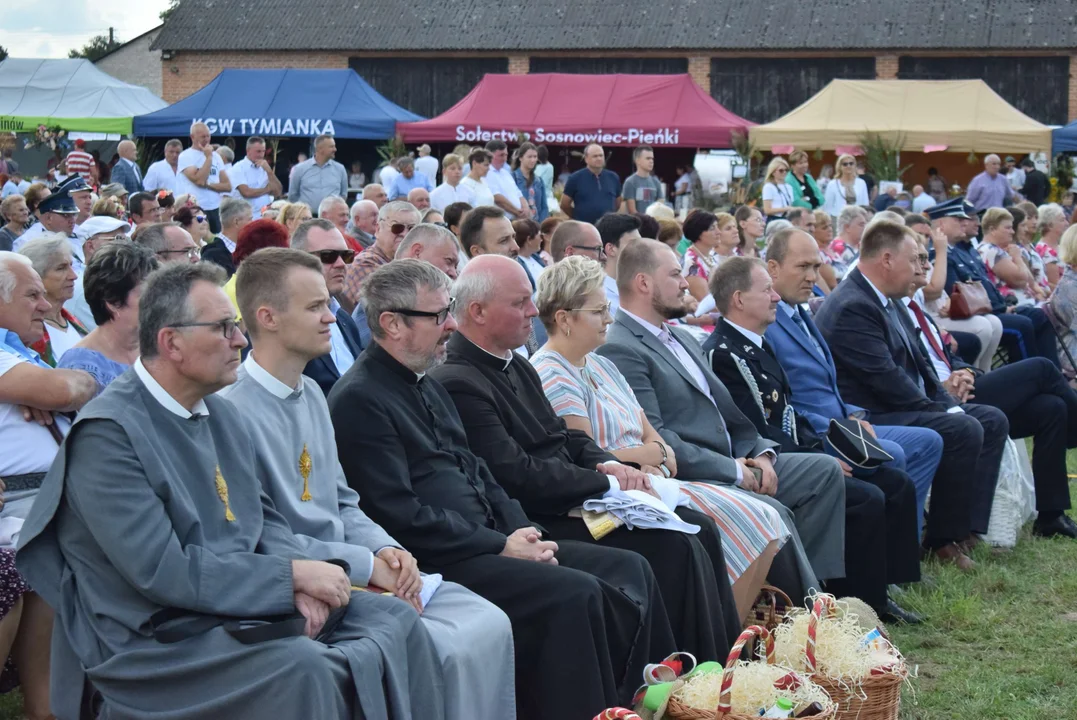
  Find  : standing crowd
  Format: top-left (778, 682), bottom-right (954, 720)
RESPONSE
top-left (0, 124), bottom-right (1075, 720)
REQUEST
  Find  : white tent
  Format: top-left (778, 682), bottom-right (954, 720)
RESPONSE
top-left (0, 58), bottom-right (167, 135)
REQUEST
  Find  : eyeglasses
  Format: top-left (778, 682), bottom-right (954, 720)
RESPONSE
top-left (94, 234), bottom-right (128, 243)
top-left (310, 249), bottom-right (355, 264)
top-left (383, 220), bottom-right (418, 236)
top-left (158, 247), bottom-right (201, 260)
top-left (570, 244), bottom-right (606, 256)
top-left (917, 254), bottom-right (931, 265)
top-left (168, 318), bottom-right (239, 339)
top-left (195, 215), bottom-right (206, 224)
top-left (775, 168), bottom-right (788, 174)
top-left (841, 162), bottom-right (856, 167)
top-left (388, 298), bottom-right (456, 325)
top-left (575, 302), bottom-right (612, 316)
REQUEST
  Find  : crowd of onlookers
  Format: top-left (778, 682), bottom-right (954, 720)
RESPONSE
top-left (1, 124), bottom-right (1077, 718)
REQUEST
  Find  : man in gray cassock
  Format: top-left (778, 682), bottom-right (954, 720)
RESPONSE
top-left (16, 261), bottom-right (446, 720)
top-left (219, 247), bottom-right (516, 720)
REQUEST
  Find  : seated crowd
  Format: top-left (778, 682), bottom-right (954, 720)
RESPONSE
top-left (0, 143), bottom-right (1076, 720)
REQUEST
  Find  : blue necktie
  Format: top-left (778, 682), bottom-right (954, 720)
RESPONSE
top-left (790, 307), bottom-right (825, 358)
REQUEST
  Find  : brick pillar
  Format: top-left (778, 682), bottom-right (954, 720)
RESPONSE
top-left (876, 55), bottom-right (899, 80)
top-left (1070, 55), bottom-right (1077, 122)
top-left (688, 55), bottom-right (710, 91)
top-left (508, 55), bottom-right (529, 75)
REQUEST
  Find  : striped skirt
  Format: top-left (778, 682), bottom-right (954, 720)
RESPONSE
top-left (678, 482), bottom-right (791, 582)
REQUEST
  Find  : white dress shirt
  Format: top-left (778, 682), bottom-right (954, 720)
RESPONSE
top-left (484, 164), bottom-right (524, 217)
top-left (134, 357), bottom-right (209, 417)
top-left (327, 299), bottom-right (355, 375)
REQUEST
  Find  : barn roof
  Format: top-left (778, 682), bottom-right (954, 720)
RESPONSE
top-left (154, 0), bottom-right (1077, 53)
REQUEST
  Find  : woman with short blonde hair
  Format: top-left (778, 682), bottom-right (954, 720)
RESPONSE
top-left (19, 234), bottom-right (87, 364)
top-left (761, 157), bottom-right (794, 221)
top-left (277, 201), bottom-right (312, 237)
top-left (978, 207), bottom-right (1036, 305)
top-left (1035, 202), bottom-right (1069, 288)
top-left (822, 153), bottom-right (869, 217)
top-left (530, 256), bottom-right (794, 618)
top-left (786, 150), bottom-right (823, 211)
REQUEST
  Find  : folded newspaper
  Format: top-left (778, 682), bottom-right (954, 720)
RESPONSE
top-left (581, 476), bottom-right (699, 536)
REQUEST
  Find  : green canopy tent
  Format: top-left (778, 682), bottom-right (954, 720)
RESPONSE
top-left (0, 58), bottom-right (167, 135)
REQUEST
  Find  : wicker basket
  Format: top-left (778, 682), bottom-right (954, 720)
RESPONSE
top-left (802, 596), bottom-right (906, 720)
top-left (749, 584), bottom-right (794, 631)
top-left (666, 625), bottom-right (835, 720)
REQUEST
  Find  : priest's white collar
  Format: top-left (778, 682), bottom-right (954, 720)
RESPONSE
top-left (134, 358), bottom-right (210, 418)
top-left (243, 353), bottom-right (300, 400)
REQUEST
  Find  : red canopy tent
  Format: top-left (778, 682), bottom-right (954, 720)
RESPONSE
top-left (397, 73), bottom-right (754, 148)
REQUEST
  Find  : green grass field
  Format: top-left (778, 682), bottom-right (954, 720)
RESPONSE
top-left (2, 458), bottom-right (1074, 719)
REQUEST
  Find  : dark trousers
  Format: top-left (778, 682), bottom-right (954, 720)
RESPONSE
top-left (204, 207), bottom-right (221, 234)
top-left (971, 357), bottom-right (1077, 513)
top-left (824, 468), bottom-right (919, 612)
top-left (997, 306), bottom-right (1061, 368)
top-left (951, 331), bottom-right (982, 367)
top-left (539, 507), bottom-right (742, 664)
top-left (871, 404), bottom-right (1005, 545)
top-left (431, 540), bottom-right (676, 720)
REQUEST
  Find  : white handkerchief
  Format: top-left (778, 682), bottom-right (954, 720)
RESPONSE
top-left (647, 475), bottom-right (689, 510)
top-left (418, 573), bottom-right (443, 608)
top-left (584, 489), bottom-right (700, 534)
top-left (0, 517), bottom-right (24, 550)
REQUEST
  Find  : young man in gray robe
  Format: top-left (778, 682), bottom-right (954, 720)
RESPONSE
top-left (16, 262), bottom-right (446, 720)
top-left (220, 247), bottom-right (516, 720)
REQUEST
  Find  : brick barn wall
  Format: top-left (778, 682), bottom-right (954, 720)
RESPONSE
top-left (162, 51), bottom-right (350, 102)
top-left (876, 55), bottom-right (899, 80)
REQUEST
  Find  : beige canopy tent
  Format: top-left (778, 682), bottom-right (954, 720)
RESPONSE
top-left (749, 79), bottom-right (1052, 154)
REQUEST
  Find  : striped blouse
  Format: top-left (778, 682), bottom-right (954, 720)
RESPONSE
top-left (530, 349), bottom-right (643, 452)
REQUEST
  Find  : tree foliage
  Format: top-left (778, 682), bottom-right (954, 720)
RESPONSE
top-left (160, 0), bottom-right (182, 21)
top-left (68, 34), bottom-right (122, 62)
top-left (0, 46), bottom-right (8, 62)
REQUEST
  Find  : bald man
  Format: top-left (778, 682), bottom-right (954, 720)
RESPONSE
top-left (347, 200), bottom-right (379, 249)
top-left (176, 122), bottom-right (231, 233)
top-left (407, 187), bottom-right (431, 211)
top-left (549, 220), bottom-right (604, 263)
top-left (362, 183), bottom-right (388, 208)
top-left (110, 140), bottom-right (144, 196)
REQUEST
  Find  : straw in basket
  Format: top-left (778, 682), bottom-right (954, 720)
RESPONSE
top-left (593, 709), bottom-right (642, 720)
top-left (802, 595), bottom-right (906, 720)
top-left (665, 625), bottom-right (835, 720)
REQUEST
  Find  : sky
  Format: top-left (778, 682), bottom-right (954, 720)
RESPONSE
top-left (0, 0), bottom-right (173, 59)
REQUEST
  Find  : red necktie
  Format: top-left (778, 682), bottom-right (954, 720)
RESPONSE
top-left (908, 300), bottom-right (950, 370)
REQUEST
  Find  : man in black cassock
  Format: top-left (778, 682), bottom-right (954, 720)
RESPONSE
top-left (428, 254), bottom-right (743, 662)
top-left (329, 259), bottom-right (678, 720)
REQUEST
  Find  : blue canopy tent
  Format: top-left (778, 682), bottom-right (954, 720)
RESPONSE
top-left (1053, 121), bottom-right (1077, 154)
top-left (133, 69), bottom-right (422, 138)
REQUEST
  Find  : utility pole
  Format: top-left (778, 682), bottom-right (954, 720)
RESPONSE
top-left (109, 27), bottom-right (114, 44)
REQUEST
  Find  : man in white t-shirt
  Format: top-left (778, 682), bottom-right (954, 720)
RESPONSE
top-left (482, 140), bottom-right (529, 220)
top-left (0, 252), bottom-right (96, 521)
top-left (175, 122), bottom-right (231, 233)
top-left (229, 136), bottom-right (282, 220)
top-left (143, 138), bottom-right (182, 193)
top-left (415, 145), bottom-right (439, 185)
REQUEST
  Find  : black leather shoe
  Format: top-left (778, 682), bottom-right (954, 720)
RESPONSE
top-left (880, 599), bottom-right (923, 625)
top-left (1033, 515), bottom-right (1077, 539)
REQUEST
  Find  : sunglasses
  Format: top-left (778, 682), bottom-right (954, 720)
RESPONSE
top-left (167, 317), bottom-right (239, 339)
top-left (570, 244), bottom-right (606, 256)
top-left (389, 298), bottom-right (456, 325)
top-left (311, 249), bottom-right (355, 264)
top-left (384, 221), bottom-right (417, 236)
top-left (196, 215), bottom-right (206, 224)
top-left (841, 162), bottom-right (856, 167)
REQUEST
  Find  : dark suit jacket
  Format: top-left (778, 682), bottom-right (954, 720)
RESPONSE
top-left (813, 268), bottom-right (955, 415)
top-left (110, 159), bottom-right (143, 195)
top-left (704, 319), bottom-right (822, 453)
top-left (430, 332), bottom-right (614, 517)
top-left (200, 236), bottom-right (236, 277)
top-left (304, 306), bottom-right (364, 396)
